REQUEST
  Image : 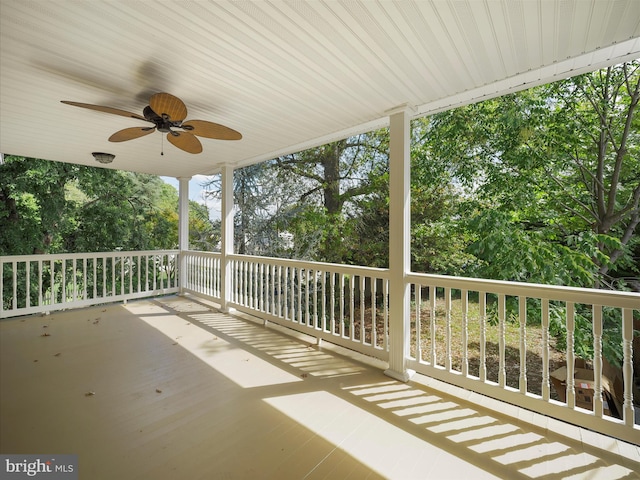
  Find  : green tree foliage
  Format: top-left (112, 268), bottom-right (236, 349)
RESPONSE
top-left (274, 134), bottom-right (389, 263)
top-left (0, 156), bottom-right (218, 255)
top-left (422, 61), bottom-right (639, 288)
top-left (202, 164), bottom-right (295, 256)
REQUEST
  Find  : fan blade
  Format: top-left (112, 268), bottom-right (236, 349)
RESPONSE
top-left (61, 101), bottom-right (148, 121)
top-left (167, 131), bottom-right (202, 154)
top-left (149, 93), bottom-right (188, 122)
top-left (182, 120), bottom-right (242, 140)
top-left (109, 127), bottom-right (155, 142)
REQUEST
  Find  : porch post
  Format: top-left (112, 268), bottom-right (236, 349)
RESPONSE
top-left (220, 165), bottom-right (234, 312)
top-left (178, 176), bottom-right (191, 294)
top-left (385, 106), bottom-right (414, 382)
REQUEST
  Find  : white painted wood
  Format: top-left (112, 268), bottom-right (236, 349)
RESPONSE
top-left (498, 293), bottom-right (506, 388)
top-left (2, 3), bottom-right (639, 177)
top-left (480, 292), bottom-right (487, 383)
top-left (178, 177), bottom-right (191, 292)
top-left (593, 305), bottom-right (604, 418)
top-left (220, 166), bottom-right (234, 312)
top-left (519, 296), bottom-right (527, 394)
top-left (0, 251), bottom-right (180, 318)
top-left (622, 308), bottom-right (635, 427)
top-left (385, 107), bottom-right (414, 383)
top-left (542, 298), bottom-right (550, 401)
top-left (566, 302), bottom-right (576, 409)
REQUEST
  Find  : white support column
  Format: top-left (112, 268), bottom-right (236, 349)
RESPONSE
top-left (178, 176), bottom-right (191, 294)
top-left (220, 165), bottom-right (234, 312)
top-left (385, 106), bottom-right (415, 382)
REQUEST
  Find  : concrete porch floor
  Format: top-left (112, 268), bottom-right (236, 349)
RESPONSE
top-left (1, 295), bottom-right (638, 479)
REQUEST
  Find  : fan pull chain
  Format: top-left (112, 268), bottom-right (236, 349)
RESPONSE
top-left (161, 134), bottom-right (164, 156)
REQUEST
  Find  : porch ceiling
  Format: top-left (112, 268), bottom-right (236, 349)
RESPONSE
top-left (1, 1), bottom-right (639, 178)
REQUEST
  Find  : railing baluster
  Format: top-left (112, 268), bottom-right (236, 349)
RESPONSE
top-left (272, 264), bottom-right (277, 316)
top-left (622, 308), bottom-right (634, 427)
top-left (430, 285), bottom-right (436, 366)
top-left (282, 265), bottom-right (288, 319)
top-left (248, 262), bottom-right (253, 308)
top-left (276, 265), bottom-right (281, 318)
top-left (136, 255), bottom-right (141, 294)
top-left (462, 289), bottom-right (468, 377)
top-left (238, 260), bottom-right (243, 305)
top-left (372, 277), bottom-right (377, 348)
top-left (101, 257), bottom-right (106, 298)
top-left (415, 284), bottom-right (422, 362)
top-left (383, 278), bottom-right (389, 351)
top-left (82, 258), bottom-right (87, 300)
top-left (120, 255), bottom-right (125, 295)
top-left (71, 258), bottom-right (76, 302)
top-left (14, 260), bottom-right (19, 308)
top-left (321, 270), bottom-right (327, 332)
top-left (258, 262), bottom-right (263, 311)
top-left (290, 266), bottom-right (295, 320)
top-left (541, 298), bottom-right (550, 401)
top-left (566, 301), bottom-right (576, 408)
top-left (330, 272), bottom-right (336, 335)
top-left (340, 274), bottom-right (345, 337)
top-left (25, 261), bottom-right (30, 308)
top-left (61, 259), bottom-right (67, 303)
top-left (360, 275), bottom-right (365, 344)
top-left (592, 304), bottom-right (603, 417)
top-left (312, 270), bottom-right (318, 330)
top-left (38, 260), bottom-right (43, 306)
top-left (519, 296), bottom-right (527, 394)
top-left (112, 256), bottom-right (117, 296)
top-left (479, 292), bottom-right (487, 382)
top-left (445, 287), bottom-right (452, 371)
top-left (303, 268), bottom-right (308, 325)
top-left (297, 268), bottom-right (303, 324)
top-left (128, 255), bottom-right (133, 295)
top-left (498, 293), bottom-right (506, 388)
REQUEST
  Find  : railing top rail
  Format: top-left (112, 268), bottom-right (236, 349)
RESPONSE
top-left (407, 272), bottom-right (640, 309)
top-left (0, 250), bottom-right (180, 263)
top-left (184, 250), bottom-right (221, 257)
top-left (228, 253), bottom-right (390, 278)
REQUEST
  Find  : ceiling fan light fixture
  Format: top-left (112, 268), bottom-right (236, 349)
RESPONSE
top-left (92, 152), bottom-right (115, 164)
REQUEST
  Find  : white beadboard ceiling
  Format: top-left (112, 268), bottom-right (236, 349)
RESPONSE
top-left (1, 0), bottom-right (639, 177)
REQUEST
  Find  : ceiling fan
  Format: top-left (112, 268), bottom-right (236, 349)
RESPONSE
top-left (61, 92), bottom-right (241, 154)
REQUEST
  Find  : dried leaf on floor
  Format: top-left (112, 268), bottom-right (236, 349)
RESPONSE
top-left (156, 388), bottom-right (162, 393)
top-left (41, 333), bottom-right (51, 337)
top-left (53, 353), bottom-right (61, 357)
top-left (84, 391), bottom-right (95, 396)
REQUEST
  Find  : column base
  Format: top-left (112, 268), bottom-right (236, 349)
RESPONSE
top-left (384, 368), bottom-right (415, 383)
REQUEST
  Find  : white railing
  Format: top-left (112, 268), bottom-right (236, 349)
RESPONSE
top-left (183, 251), bottom-right (639, 444)
top-left (228, 254), bottom-right (390, 360)
top-left (406, 272), bottom-right (640, 445)
top-left (0, 250), bottom-right (179, 318)
top-left (2, 249), bottom-right (639, 444)
top-left (182, 250), bottom-right (222, 301)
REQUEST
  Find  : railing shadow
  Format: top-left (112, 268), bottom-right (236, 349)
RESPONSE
top-left (154, 296), bottom-right (640, 480)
